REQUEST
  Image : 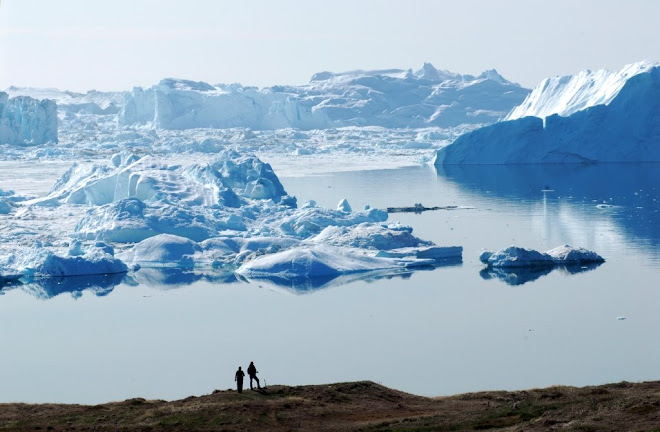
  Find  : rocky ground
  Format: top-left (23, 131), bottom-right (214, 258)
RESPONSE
top-left (0, 380), bottom-right (659, 431)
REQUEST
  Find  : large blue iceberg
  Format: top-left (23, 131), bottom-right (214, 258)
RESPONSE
top-left (434, 61), bottom-right (660, 164)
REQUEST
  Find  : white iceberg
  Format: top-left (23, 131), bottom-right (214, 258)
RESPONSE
top-left (1, 151), bottom-right (461, 286)
top-left (0, 241), bottom-right (127, 279)
top-left (236, 245), bottom-right (435, 280)
top-left (480, 245), bottom-right (604, 268)
top-left (117, 65), bottom-right (528, 131)
top-left (0, 92), bottom-right (58, 145)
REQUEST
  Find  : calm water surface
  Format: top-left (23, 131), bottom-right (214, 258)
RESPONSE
top-left (0, 162), bottom-right (659, 404)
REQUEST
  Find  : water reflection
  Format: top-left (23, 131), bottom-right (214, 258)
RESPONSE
top-left (125, 268), bottom-right (238, 289)
top-left (0, 257), bottom-right (461, 298)
top-left (0, 273), bottom-right (126, 299)
top-left (436, 163), bottom-right (660, 257)
top-left (480, 262), bottom-right (603, 286)
top-left (241, 259), bottom-right (461, 294)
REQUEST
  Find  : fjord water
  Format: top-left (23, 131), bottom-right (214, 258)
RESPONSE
top-left (1, 162), bottom-right (659, 404)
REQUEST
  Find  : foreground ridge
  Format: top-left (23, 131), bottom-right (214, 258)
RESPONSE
top-left (1, 380), bottom-right (659, 431)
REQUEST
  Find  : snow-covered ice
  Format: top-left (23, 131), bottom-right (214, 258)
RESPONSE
top-left (118, 64), bottom-right (528, 130)
top-left (0, 151), bottom-right (462, 284)
top-left (480, 245), bottom-right (604, 268)
top-left (479, 245), bottom-right (604, 285)
top-left (434, 61), bottom-right (660, 164)
top-left (505, 61), bottom-right (658, 120)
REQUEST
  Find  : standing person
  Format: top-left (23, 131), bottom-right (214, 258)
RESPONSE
top-left (235, 366), bottom-right (245, 393)
top-left (247, 361), bottom-right (261, 390)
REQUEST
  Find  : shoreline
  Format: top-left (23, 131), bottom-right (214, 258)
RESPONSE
top-left (1, 380), bottom-right (659, 431)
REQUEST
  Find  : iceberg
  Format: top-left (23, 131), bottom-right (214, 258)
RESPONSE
top-left (0, 151), bottom-right (462, 286)
top-left (480, 245), bottom-right (604, 268)
top-left (0, 92), bottom-right (58, 145)
top-left (236, 244), bottom-right (436, 280)
top-left (434, 61), bottom-right (660, 164)
top-left (118, 64), bottom-right (529, 130)
top-left (479, 245), bottom-right (604, 285)
top-left (505, 61), bottom-right (658, 120)
top-left (0, 241), bottom-right (127, 279)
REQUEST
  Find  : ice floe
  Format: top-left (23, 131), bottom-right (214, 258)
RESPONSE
top-left (480, 245), bottom-right (604, 268)
top-left (479, 245), bottom-right (604, 285)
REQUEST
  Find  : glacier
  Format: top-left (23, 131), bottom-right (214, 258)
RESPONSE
top-left (0, 92), bottom-right (58, 145)
top-left (434, 61), bottom-right (660, 165)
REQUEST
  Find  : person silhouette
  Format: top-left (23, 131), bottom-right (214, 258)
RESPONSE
top-left (247, 361), bottom-right (261, 389)
top-left (235, 366), bottom-right (245, 393)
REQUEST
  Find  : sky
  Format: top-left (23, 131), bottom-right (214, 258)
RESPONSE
top-left (1, 0), bottom-right (659, 92)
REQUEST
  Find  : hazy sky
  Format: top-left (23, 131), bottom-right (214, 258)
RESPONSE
top-left (1, 0), bottom-right (659, 92)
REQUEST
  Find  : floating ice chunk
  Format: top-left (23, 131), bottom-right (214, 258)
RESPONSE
top-left (337, 198), bottom-right (352, 212)
top-left (41, 243), bottom-right (127, 277)
top-left (301, 200), bottom-right (317, 209)
top-left (616, 316), bottom-right (627, 321)
top-left (479, 250), bottom-right (494, 264)
top-left (480, 246), bottom-right (554, 268)
top-left (481, 245), bottom-right (604, 268)
top-left (0, 242), bottom-right (127, 278)
top-left (545, 245), bottom-right (605, 265)
top-left (236, 245), bottom-right (431, 279)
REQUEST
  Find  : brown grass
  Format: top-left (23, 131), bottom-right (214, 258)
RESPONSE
top-left (0, 380), bottom-right (659, 431)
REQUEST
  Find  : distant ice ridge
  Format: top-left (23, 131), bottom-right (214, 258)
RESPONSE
top-left (0, 92), bottom-right (58, 145)
top-left (4, 86), bottom-right (123, 116)
top-left (434, 61), bottom-right (660, 164)
top-left (118, 63), bottom-right (529, 130)
top-left (0, 152), bottom-right (461, 283)
top-left (505, 61), bottom-right (659, 120)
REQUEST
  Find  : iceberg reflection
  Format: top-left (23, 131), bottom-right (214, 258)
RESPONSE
top-left (241, 257), bottom-right (462, 293)
top-left (480, 262), bottom-right (603, 286)
top-left (1, 272), bottom-right (126, 299)
top-left (436, 163), bottom-right (660, 257)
